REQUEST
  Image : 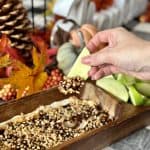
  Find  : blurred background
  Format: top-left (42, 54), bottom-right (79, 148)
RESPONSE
top-left (23, 0), bottom-right (150, 30)
top-left (23, 0), bottom-right (150, 39)
top-left (0, 1), bottom-right (150, 149)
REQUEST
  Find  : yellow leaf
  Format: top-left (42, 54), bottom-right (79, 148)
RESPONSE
top-left (32, 47), bottom-right (46, 74)
top-left (13, 59), bottom-right (32, 74)
top-left (34, 72), bottom-right (48, 91)
top-left (0, 54), bottom-right (11, 68)
top-left (16, 77), bottom-right (34, 99)
top-left (32, 47), bottom-right (41, 73)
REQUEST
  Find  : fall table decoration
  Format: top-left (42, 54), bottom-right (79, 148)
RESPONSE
top-left (0, 35), bottom-right (62, 102)
top-left (0, 0), bottom-right (33, 65)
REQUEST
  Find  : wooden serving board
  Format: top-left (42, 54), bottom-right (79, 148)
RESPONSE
top-left (0, 83), bottom-right (150, 150)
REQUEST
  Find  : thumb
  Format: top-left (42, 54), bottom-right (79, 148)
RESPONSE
top-left (82, 47), bottom-right (113, 66)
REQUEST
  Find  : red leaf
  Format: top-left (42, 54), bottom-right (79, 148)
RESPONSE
top-left (0, 35), bottom-right (24, 62)
top-left (31, 35), bottom-right (58, 65)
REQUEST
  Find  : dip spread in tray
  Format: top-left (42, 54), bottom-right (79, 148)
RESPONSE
top-left (0, 97), bottom-right (114, 149)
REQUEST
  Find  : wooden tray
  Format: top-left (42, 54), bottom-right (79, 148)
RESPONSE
top-left (0, 83), bottom-right (150, 150)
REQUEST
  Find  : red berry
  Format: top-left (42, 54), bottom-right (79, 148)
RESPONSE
top-left (52, 76), bottom-right (57, 80)
top-left (55, 69), bottom-right (60, 73)
top-left (53, 81), bottom-right (58, 86)
top-left (54, 73), bottom-right (58, 77)
top-left (48, 76), bottom-right (52, 80)
top-left (51, 70), bottom-right (56, 76)
top-left (43, 68), bottom-right (63, 90)
top-left (57, 76), bottom-right (62, 81)
top-left (46, 80), bottom-right (50, 84)
top-left (8, 92), bottom-right (12, 96)
top-left (49, 82), bottom-right (54, 87)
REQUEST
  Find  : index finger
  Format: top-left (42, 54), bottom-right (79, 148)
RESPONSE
top-left (87, 29), bottom-right (116, 52)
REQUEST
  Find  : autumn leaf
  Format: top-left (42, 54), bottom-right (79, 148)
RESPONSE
top-left (32, 47), bottom-right (42, 74)
top-left (0, 54), bottom-right (11, 68)
top-left (0, 46), bottom-right (48, 99)
top-left (31, 36), bottom-right (47, 64)
top-left (0, 35), bottom-right (24, 62)
top-left (0, 60), bottom-right (34, 98)
top-left (34, 72), bottom-right (48, 91)
top-left (31, 35), bottom-right (57, 66)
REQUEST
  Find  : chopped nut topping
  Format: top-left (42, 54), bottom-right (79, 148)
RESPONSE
top-left (0, 97), bottom-right (114, 149)
top-left (58, 76), bottom-right (85, 95)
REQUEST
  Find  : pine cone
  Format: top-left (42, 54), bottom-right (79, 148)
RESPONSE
top-left (0, 0), bottom-right (33, 65)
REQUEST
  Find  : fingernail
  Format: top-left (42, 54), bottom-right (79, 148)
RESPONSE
top-left (91, 77), bottom-right (94, 80)
top-left (81, 56), bottom-right (91, 64)
top-left (91, 76), bottom-right (96, 80)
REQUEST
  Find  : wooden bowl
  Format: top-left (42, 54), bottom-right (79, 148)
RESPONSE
top-left (0, 83), bottom-right (150, 150)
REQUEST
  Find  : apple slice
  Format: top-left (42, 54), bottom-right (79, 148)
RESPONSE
top-left (96, 78), bottom-right (129, 102)
top-left (128, 86), bottom-right (145, 106)
top-left (117, 73), bottom-right (136, 86)
top-left (104, 75), bottom-right (114, 79)
top-left (68, 47), bottom-right (91, 80)
top-left (143, 98), bottom-right (150, 106)
top-left (135, 82), bottom-right (150, 97)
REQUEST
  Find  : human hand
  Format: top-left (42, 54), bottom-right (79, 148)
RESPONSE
top-left (82, 27), bottom-right (150, 81)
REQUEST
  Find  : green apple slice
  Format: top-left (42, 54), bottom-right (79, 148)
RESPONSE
top-left (104, 75), bottom-right (114, 79)
top-left (135, 82), bottom-right (150, 97)
top-left (96, 78), bottom-right (129, 102)
top-left (117, 74), bottom-right (136, 86)
top-left (68, 47), bottom-right (90, 80)
top-left (143, 98), bottom-right (150, 106)
top-left (128, 86), bottom-right (145, 106)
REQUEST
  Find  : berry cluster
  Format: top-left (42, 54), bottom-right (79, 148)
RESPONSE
top-left (0, 84), bottom-right (17, 101)
top-left (43, 68), bottom-right (63, 90)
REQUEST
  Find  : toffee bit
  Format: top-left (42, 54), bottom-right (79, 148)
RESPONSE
top-left (58, 76), bottom-right (85, 95)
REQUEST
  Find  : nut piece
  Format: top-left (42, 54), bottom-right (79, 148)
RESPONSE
top-left (58, 76), bottom-right (85, 95)
top-left (64, 120), bottom-right (78, 128)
